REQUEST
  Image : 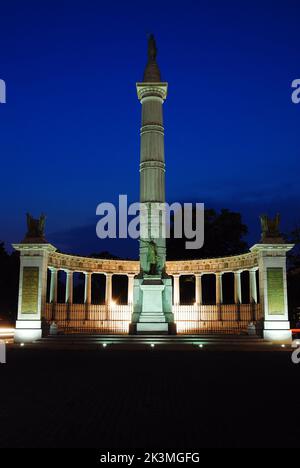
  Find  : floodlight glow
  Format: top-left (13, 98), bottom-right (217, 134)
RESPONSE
top-left (102, 343), bottom-right (107, 348)
top-left (150, 343), bottom-right (155, 348)
top-left (20, 343), bottom-right (25, 347)
top-left (198, 344), bottom-right (203, 348)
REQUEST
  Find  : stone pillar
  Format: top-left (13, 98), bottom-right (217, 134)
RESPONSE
top-left (249, 269), bottom-right (258, 303)
top-left (105, 273), bottom-right (113, 305)
top-left (49, 267), bottom-right (58, 303)
top-left (250, 243), bottom-right (294, 343)
top-left (195, 274), bottom-right (202, 305)
top-left (216, 272), bottom-right (223, 305)
top-left (65, 270), bottom-right (73, 304)
top-left (12, 243), bottom-right (57, 342)
top-left (234, 271), bottom-right (242, 304)
top-left (137, 48), bottom-right (168, 274)
top-left (84, 272), bottom-right (92, 304)
top-left (127, 274), bottom-right (134, 305)
top-left (173, 274), bottom-right (180, 305)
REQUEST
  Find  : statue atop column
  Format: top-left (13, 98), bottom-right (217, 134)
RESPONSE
top-left (260, 213), bottom-right (284, 243)
top-left (23, 213), bottom-right (47, 243)
top-left (148, 34), bottom-right (158, 62)
top-left (143, 34), bottom-right (161, 82)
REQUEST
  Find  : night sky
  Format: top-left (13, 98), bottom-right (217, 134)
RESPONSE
top-left (1, 0), bottom-right (299, 257)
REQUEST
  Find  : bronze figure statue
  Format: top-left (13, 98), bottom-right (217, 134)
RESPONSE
top-left (148, 34), bottom-right (157, 62)
top-left (25, 213), bottom-right (46, 240)
top-left (260, 213), bottom-right (282, 243)
top-left (140, 239), bottom-right (159, 275)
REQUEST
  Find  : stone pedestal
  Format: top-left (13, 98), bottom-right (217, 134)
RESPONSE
top-left (131, 275), bottom-right (175, 334)
top-left (13, 243), bottom-right (56, 343)
top-left (250, 243), bottom-right (294, 344)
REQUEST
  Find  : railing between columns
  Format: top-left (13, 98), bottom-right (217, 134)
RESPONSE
top-left (173, 303), bottom-right (262, 334)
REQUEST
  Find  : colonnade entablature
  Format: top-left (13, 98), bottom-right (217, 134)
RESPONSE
top-left (44, 249), bottom-right (259, 276)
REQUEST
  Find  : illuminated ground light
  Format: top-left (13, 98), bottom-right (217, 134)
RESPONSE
top-left (281, 344), bottom-right (286, 348)
top-left (20, 343), bottom-right (25, 347)
top-left (102, 343), bottom-right (107, 348)
top-left (150, 343), bottom-right (155, 348)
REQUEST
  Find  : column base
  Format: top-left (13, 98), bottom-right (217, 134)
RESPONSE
top-left (263, 321), bottom-right (292, 344)
top-left (14, 320), bottom-right (42, 343)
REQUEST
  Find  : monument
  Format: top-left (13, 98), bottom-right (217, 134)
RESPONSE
top-left (12, 36), bottom-right (294, 344)
top-left (130, 35), bottom-right (175, 334)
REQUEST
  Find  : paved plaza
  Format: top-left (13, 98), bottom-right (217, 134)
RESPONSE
top-left (0, 346), bottom-right (299, 448)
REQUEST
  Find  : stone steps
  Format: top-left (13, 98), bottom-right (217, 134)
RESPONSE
top-left (139, 314), bottom-right (166, 323)
top-left (29, 333), bottom-right (284, 350)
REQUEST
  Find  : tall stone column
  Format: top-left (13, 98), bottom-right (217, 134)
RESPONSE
top-left (137, 37), bottom-right (168, 274)
top-left (234, 271), bottom-right (242, 304)
top-left (249, 269), bottom-right (258, 303)
top-left (84, 272), bottom-right (92, 304)
top-left (216, 273), bottom-right (223, 305)
top-left (250, 243), bottom-right (293, 343)
top-left (173, 274), bottom-right (180, 305)
top-left (127, 274), bottom-right (134, 305)
top-left (49, 267), bottom-right (58, 303)
top-left (132, 35), bottom-right (175, 334)
top-left (195, 274), bottom-right (202, 305)
top-left (13, 243), bottom-right (57, 342)
top-left (65, 270), bottom-right (73, 304)
top-left (105, 273), bottom-right (113, 305)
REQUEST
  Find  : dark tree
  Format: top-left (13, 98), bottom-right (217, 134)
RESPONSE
top-left (167, 208), bottom-right (248, 260)
top-left (0, 242), bottom-right (19, 323)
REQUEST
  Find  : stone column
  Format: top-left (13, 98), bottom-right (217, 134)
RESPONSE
top-left (12, 243), bottom-right (57, 342)
top-left (84, 272), bottom-right (92, 304)
top-left (249, 269), bottom-right (258, 303)
top-left (173, 274), bottom-right (180, 305)
top-left (137, 51), bottom-right (168, 273)
top-left (234, 271), bottom-right (242, 304)
top-left (195, 274), bottom-right (202, 305)
top-left (49, 267), bottom-right (58, 303)
top-left (105, 273), bottom-right (113, 305)
top-left (127, 274), bottom-right (134, 305)
top-left (65, 270), bottom-right (73, 304)
top-left (250, 243), bottom-right (294, 343)
top-left (216, 273), bottom-right (223, 305)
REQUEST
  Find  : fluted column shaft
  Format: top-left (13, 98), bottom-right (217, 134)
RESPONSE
top-left (84, 272), bottom-right (92, 304)
top-left (216, 273), bottom-right (223, 305)
top-left (249, 269), bottom-right (258, 303)
top-left (234, 271), bottom-right (242, 304)
top-left (65, 270), bottom-right (73, 304)
top-left (49, 268), bottom-right (58, 303)
top-left (195, 274), bottom-right (202, 305)
top-left (173, 274), bottom-right (180, 305)
top-left (105, 273), bottom-right (113, 305)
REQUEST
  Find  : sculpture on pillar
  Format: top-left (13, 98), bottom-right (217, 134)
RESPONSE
top-left (148, 34), bottom-right (157, 61)
top-left (140, 239), bottom-right (160, 275)
top-left (260, 213), bottom-right (283, 243)
top-left (23, 213), bottom-right (47, 243)
top-left (143, 34), bottom-right (161, 82)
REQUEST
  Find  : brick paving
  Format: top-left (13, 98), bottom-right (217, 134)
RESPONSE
top-left (0, 347), bottom-right (299, 448)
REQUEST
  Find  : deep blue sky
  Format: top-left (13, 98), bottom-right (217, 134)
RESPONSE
top-left (1, 0), bottom-right (299, 257)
